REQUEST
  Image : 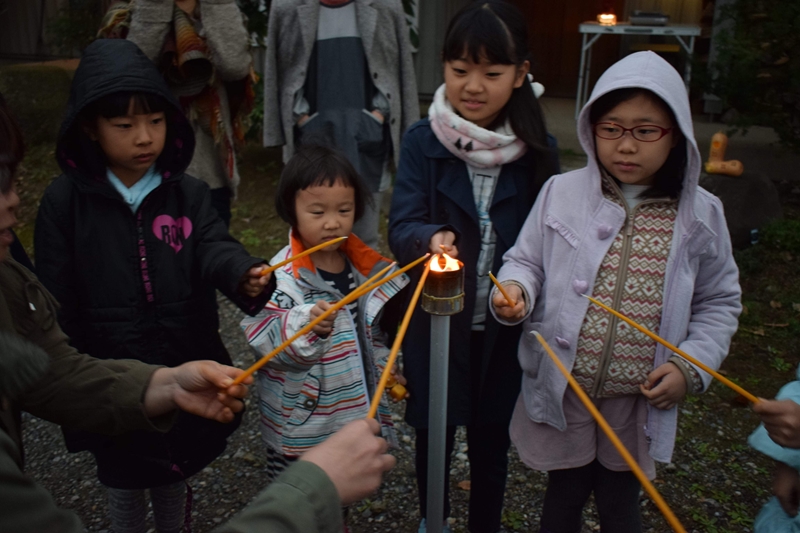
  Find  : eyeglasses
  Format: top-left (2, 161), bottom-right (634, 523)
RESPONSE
top-left (594, 122), bottom-right (673, 142)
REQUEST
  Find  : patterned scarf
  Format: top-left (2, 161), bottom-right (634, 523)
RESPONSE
top-left (428, 84), bottom-right (527, 169)
top-left (99, 1), bottom-right (256, 182)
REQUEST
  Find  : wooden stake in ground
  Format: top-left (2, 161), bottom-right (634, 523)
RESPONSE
top-left (259, 236), bottom-right (347, 277)
top-left (583, 294), bottom-right (759, 404)
top-left (232, 254), bottom-right (430, 386)
top-left (368, 259), bottom-right (432, 418)
top-left (532, 331), bottom-right (687, 533)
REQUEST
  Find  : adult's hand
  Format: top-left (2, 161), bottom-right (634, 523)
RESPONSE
top-left (144, 361), bottom-right (252, 422)
top-left (300, 418), bottom-right (396, 505)
top-left (754, 399), bottom-right (800, 448)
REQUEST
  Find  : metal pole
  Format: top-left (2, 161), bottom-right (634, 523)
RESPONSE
top-left (427, 314), bottom-right (450, 533)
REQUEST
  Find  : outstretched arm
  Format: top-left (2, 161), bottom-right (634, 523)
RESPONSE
top-left (144, 360), bottom-right (252, 423)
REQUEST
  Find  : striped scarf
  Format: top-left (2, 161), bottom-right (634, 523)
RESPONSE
top-left (98, 1), bottom-right (256, 182)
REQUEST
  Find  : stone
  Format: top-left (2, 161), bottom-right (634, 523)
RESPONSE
top-left (699, 171), bottom-right (782, 249)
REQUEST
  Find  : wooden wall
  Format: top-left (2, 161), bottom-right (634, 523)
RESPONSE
top-left (510, 0), bottom-right (627, 98)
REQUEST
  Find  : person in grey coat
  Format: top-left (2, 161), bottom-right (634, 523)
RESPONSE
top-left (263, 0), bottom-right (419, 248)
top-left (123, 0), bottom-right (254, 226)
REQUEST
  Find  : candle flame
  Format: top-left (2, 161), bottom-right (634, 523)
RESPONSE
top-left (430, 253), bottom-right (461, 272)
top-left (597, 13), bottom-right (617, 25)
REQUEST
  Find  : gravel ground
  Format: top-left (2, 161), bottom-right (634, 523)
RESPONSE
top-left (22, 293), bottom-right (776, 533)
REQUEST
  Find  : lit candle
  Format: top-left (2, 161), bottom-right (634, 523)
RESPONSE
top-left (597, 12), bottom-right (617, 25)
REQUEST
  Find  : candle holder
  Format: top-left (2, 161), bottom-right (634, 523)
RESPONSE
top-left (421, 254), bottom-right (464, 533)
top-left (421, 256), bottom-right (465, 315)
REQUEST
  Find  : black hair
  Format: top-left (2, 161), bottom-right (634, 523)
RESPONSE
top-left (0, 92), bottom-right (25, 194)
top-left (275, 143), bottom-right (372, 227)
top-left (442, 0), bottom-right (558, 178)
top-left (76, 91), bottom-right (176, 179)
top-left (589, 88), bottom-right (686, 200)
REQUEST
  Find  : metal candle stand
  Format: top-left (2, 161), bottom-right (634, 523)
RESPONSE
top-left (421, 258), bottom-right (464, 533)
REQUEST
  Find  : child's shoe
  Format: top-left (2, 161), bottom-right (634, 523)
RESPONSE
top-left (417, 518), bottom-right (453, 533)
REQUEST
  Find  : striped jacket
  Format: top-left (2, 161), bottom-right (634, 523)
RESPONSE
top-left (241, 231), bottom-right (409, 456)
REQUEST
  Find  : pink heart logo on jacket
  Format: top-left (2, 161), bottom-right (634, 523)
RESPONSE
top-left (153, 215), bottom-right (193, 253)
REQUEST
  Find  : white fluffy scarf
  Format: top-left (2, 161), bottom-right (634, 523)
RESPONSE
top-left (428, 84), bottom-right (528, 169)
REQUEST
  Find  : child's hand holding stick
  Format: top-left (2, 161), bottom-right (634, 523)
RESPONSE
top-left (231, 254), bottom-right (430, 386)
top-left (583, 294), bottom-right (759, 404)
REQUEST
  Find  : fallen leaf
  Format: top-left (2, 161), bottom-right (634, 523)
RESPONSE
top-left (765, 323), bottom-right (789, 328)
top-left (458, 480), bottom-right (471, 491)
top-left (782, 252), bottom-right (793, 262)
top-left (770, 300), bottom-right (783, 309)
top-left (718, 369), bottom-right (729, 376)
top-left (793, 303), bottom-right (800, 312)
top-left (741, 327), bottom-right (766, 336)
top-left (742, 305), bottom-right (749, 316)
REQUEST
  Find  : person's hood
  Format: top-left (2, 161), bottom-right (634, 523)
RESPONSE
top-left (56, 39), bottom-right (195, 183)
top-left (577, 51), bottom-right (702, 223)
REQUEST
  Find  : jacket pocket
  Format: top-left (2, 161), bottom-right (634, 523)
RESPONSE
top-left (519, 323), bottom-right (545, 380)
top-left (356, 110), bottom-right (388, 192)
top-left (287, 373), bottom-right (321, 426)
top-left (545, 214), bottom-right (580, 249)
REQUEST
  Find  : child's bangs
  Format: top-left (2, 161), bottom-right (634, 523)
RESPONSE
top-left (442, 7), bottom-right (517, 65)
top-left (86, 91), bottom-right (169, 119)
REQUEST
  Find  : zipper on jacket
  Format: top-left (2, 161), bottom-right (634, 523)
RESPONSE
top-left (589, 182), bottom-right (660, 397)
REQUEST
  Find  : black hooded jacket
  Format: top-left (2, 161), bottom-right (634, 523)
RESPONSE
top-left (34, 39), bottom-right (272, 488)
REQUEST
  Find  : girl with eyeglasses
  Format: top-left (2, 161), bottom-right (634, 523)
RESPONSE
top-left (491, 52), bottom-right (742, 533)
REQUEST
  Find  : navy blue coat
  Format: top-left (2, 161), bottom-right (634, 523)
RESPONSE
top-left (388, 119), bottom-right (558, 428)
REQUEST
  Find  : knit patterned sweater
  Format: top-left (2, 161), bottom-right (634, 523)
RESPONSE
top-left (573, 174), bottom-right (701, 397)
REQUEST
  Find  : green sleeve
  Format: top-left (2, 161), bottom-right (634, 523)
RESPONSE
top-left (215, 460), bottom-right (343, 533)
top-left (0, 429), bottom-right (84, 533)
top-left (1, 259), bottom-right (167, 434)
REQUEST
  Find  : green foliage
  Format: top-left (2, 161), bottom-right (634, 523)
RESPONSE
top-left (0, 65), bottom-right (72, 145)
top-left (402, 0), bottom-right (419, 50)
top-left (704, 0), bottom-right (800, 152)
top-left (237, 0), bottom-right (271, 46)
top-left (246, 77), bottom-right (264, 141)
top-left (47, 0), bottom-right (103, 55)
top-left (500, 510), bottom-right (525, 531)
top-left (760, 218), bottom-right (800, 253)
top-left (237, 228), bottom-right (262, 248)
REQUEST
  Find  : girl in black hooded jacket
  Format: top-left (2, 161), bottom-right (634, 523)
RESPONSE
top-left (34, 39), bottom-right (274, 533)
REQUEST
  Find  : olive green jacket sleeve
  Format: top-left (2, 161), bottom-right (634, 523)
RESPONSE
top-left (215, 460), bottom-right (343, 533)
top-left (0, 428), bottom-right (84, 533)
top-left (0, 259), bottom-right (164, 434)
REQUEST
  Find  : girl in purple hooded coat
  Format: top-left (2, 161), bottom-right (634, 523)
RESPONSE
top-left (492, 52), bottom-right (742, 533)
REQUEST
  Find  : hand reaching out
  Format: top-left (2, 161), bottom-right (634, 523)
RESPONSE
top-left (144, 361), bottom-right (253, 423)
top-left (238, 264), bottom-right (271, 298)
top-left (753, 399), bottom-right (800, 448)
top-left (640, 362), bottom-right (687, 410)
top-left (300, 418), bottom-right (396, 505)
